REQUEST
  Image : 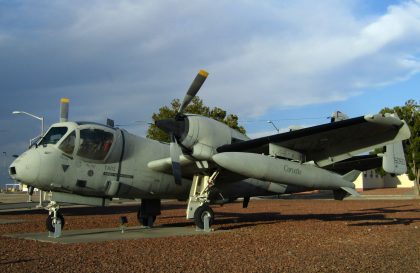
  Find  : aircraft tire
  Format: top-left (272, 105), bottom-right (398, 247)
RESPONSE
top-left (137, 210), bottom-right (156, 227)
top-left (194, 205), bottom-right (214, 230)
top-left (140, 216), bottom-right (156, 227)
top-left (46, 212), bottom-right (65, 232)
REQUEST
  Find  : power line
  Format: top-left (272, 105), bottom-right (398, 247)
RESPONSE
top-left (115, 121), bottom-right (152, 127)
top-left (116, 116), bottom-right (330, 126)
top-left (239, 116), bottom-right (330, 123)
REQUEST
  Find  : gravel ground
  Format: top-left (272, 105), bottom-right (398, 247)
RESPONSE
top-left (0, 199), bottom-right (419, 273)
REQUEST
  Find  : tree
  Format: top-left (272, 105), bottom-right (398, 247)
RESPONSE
top-left (380, 99), bottom-right (420, 196)
top-left (147, 96), bottom-right (246, 143)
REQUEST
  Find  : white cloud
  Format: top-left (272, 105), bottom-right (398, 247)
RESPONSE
top-left (203, 0), bottom-right (420, 116)
top-left (1, 0), bottom-right (420, 155)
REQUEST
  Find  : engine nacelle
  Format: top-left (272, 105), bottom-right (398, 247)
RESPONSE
top-left (179, 115), bottom-right (248, 160)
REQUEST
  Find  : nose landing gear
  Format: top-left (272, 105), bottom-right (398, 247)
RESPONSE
top-left (45, 201), bottom-right (65, 234)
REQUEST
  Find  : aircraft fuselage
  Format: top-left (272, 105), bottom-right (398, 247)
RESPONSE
top-left (10, 122), bottom-right (192, 200)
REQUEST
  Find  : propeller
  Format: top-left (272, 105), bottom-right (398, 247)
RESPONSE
top-left (155, 70), bottom-right (209, 185)
top-left (179, 69), bottom-right (209, 115)
top-left (170, 140), bottom-right (183, 184)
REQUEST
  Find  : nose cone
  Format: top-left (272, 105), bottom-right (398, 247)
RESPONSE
top-left (9, 149), bottom-right (41, 187)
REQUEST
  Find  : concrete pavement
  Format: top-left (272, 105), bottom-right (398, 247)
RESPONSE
top-left (5, 226), bottom-right (218, 244)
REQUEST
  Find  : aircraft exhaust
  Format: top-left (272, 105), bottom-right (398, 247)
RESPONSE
top-left (60, 98), bottom-right (70, 122)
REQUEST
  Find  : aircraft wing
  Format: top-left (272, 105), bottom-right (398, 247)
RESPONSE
top-left (217, 114), bottom-right (411, 168)
top-left (322, 155), bottom-right (382, 175)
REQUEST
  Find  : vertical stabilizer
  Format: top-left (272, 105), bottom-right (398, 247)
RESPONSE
top-left (330, 111), bottom-right (349, 122)
top-left (383, 141), bottom-right (407, 174)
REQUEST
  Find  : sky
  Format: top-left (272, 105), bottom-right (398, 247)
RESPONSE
top-left (0, 0), bottom-right (419, 185)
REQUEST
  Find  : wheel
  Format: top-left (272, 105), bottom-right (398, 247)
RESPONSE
top-left (46, 212), bottom-right (65, 232)
top-left (140, 216), bottom-right (156, 227)
top-left (194, 205), bottom-right (214, 230)
top-left (137, 210), bottom-right (156, 227)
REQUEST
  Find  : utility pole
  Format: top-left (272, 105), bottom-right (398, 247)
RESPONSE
top-left (2, 152), bottom-right (6, 192)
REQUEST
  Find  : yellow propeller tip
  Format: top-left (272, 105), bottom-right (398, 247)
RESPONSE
top-left (60, 98), bottom-right (70, 103)
top-left (198, 70), bottom-right (209, 77)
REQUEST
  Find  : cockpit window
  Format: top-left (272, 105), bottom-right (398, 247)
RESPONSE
top-left (39, 127), bottom-right (68, 146)
top-left (58, 131), bottom-right (76, 154)
top-left (77, 128), bottom-right (114, 160)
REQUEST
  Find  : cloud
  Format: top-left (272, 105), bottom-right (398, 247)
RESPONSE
top-left (204, 0), bottom-right (420, 115)
top-left (0, 0), bottom-right (419, 158)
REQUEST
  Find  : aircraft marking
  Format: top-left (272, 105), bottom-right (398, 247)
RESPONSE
top-left (105, 165), bottom-right (117, 172)
top-left (103, 172), bottom-right (133, 179)
top-left (284, 165), bottom-right (302, 175)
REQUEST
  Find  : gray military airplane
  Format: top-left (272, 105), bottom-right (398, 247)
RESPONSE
top-left (9, 70), bottom-right (411, 232)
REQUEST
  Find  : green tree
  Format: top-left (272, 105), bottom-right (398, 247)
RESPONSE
top-left (147, 96), bottom-right (246, 143)
top-left (380, 99), bottom-right (420, 195)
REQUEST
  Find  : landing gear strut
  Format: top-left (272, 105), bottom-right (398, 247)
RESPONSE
top-left (187, 171), bottom-right (219, 231)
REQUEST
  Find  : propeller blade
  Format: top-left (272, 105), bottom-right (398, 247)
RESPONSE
top-left (179, 70), bottom-right (209, 114)
top-left (170, 140), bottom-right (183, 185)
top-left (156, 70), bottom-right (209, 185)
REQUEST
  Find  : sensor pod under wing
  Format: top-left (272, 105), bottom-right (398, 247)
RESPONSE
top-left (212, 152), bottom-right (360, 192)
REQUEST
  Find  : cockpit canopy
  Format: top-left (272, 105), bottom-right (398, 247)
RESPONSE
top-left (39, 122), bottom-right (121, 163)
top-left (39, 127), bottom-right (68, 146)
top-left (77, 128), bottom-right (114, 160)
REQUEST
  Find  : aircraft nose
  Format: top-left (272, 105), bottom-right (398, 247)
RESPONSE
top-left (9, 149), bottom-right (41, 187)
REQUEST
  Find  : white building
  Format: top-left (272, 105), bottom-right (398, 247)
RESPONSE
top-left (354, 171), bottom-right (414, 190)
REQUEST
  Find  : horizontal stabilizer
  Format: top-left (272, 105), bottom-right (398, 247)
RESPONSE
top-left (341, 170), bottom-right (361, 182)
top-left (340, 187), bottom-right (360, 197)
top-left (333, 187), bottom-right (360, 200)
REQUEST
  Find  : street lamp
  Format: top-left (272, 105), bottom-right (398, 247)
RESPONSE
top-left (2, 151), bottom-right (6, 171)
top-left (267, 120), bottom-right (280, 133)
top-left (12, 110), bottom-right (44, 206)
top-left (12, 111), bottom-right (44, 139)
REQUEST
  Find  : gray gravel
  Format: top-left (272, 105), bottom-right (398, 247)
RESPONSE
top-left (0, 199), bottom-right (419, 273)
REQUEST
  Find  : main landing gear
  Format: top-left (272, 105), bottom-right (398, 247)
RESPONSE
top-left (138, 199), bottom-right (161, 228)
top-left (193, 204), bottom-right (214, 230)
top-left (186, 172), bottom-right (219, 231)
top-left (137, 173), bottom-right (218, 231)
